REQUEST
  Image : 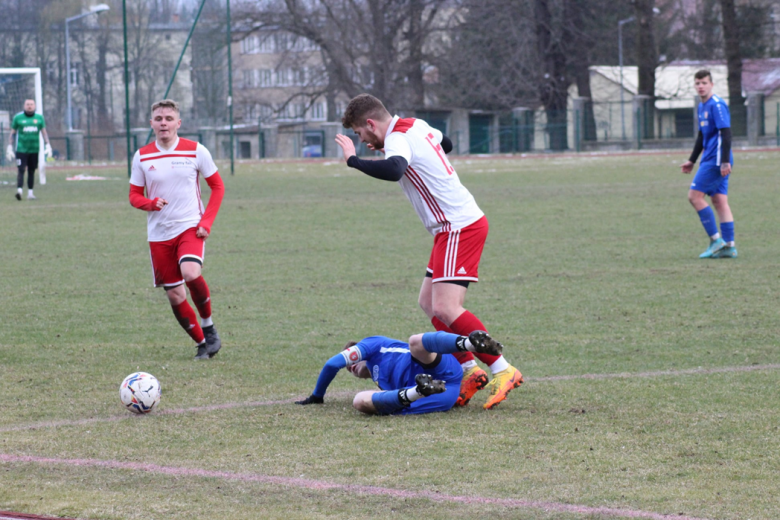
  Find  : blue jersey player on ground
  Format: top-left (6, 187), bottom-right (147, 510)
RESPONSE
top-left (680, 69), bottom-right (737, 259)
top-left (295, 331), bottom-right (503, 415)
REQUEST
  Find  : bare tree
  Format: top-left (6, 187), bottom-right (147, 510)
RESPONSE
top-left (633, 0), bottom-right (657, 138)
top-left (564, 0), bottom-right (596, 141)
top-left (720, 0), bottom-right (746, 135)
top-left (436, 0), bottom-right (537, 110)
top-left (535, 0), bottom-right (569, 150)
top-left (234, 0), bottom-right (450, 118)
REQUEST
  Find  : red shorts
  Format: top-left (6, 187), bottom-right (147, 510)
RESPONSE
top-left (426, 216), bottom-right (488, 283)
top-left (148, 227), bottom-right (205, 288)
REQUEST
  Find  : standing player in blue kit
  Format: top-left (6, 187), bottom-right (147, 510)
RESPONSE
top-left (680, 70), bottom-right (737, 259)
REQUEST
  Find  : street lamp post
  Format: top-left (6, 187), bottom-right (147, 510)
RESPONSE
top-left (65, 4), bottom-right (110, 131)
top-left (618, 16), bottom-right (635, 141)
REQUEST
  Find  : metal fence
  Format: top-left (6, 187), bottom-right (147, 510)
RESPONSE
top-left (1, 102), bottom-right (777, 170)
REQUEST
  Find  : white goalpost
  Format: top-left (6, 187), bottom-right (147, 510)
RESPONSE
top-left (0, 67), bottom-right (46, 184)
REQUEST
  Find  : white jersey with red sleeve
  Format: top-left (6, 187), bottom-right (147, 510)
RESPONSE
top-left (383, 116), bottom-right (483, 235)
top-left (130, 137), bottom-right (218, 242)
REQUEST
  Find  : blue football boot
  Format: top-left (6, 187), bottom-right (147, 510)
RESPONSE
top-left (699, 237), bottom-right (726, 258)
top-left (711, 246), bottom-right (738, 259)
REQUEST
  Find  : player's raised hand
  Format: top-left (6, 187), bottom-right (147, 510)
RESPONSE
top-left (335, 134), bottom-right (357, 162)
top-left (680, 160), bottom-right (694, 174)
top-left (295, 395), bottom-right (324, 405)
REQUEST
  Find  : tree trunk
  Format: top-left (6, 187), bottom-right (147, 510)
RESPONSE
top-left (634, 0), bottom-right (657, 139)
top-left (565, 0), bottom-right (596, 141)
top-left (406, 0), bottom-right (425, 108)
top-left (95, 28), bottom-right (111, 130)
top-left (720, 0), bottom-right (746, 135)
top-left (535, 0), bottom-right (569, 151)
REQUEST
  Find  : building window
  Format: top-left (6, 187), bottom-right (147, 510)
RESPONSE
top-left (258, 69), bottom-right (272, 87)
top-left (293, 68), bottom-right (307, 86)
top-left (69, 63), bottom-right (80, 86)
top-left (240, 35), bottom-right (259, 54)
top-left (46, 61), bottom-right (57, 82)
top-left (258, 35), bottom-right (274, 53)
top-left (274, 68), bottom-right (291, 87)
top-left (310, 102), bottom-right (325, 121)
top-left (242, 70), bottom-right (254, 88)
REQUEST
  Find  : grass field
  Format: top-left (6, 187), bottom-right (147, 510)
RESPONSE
top-left (0, 150), bottom-right (779, 520)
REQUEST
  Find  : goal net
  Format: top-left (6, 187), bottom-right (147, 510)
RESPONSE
top-left (0, 68), bottom-right (46, 186)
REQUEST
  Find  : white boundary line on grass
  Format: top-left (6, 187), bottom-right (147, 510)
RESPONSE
top-left (0, 453), bottom-right (713, 520)
top-left (2, 364), bottom-right (778, 433)
top-left (529, 363), bottom-right (780, 382)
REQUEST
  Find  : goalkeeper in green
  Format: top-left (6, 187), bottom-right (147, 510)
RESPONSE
top-left (6, 99), bottom-right (51, 201)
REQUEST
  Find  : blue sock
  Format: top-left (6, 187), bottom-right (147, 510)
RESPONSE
top-left (371, 390), bottom-right (409, 414)
top-left (720, 221), bottom-right (734, 244)
top-left (697, 207), bottom-right (719, 238)
top-left (421, 331), bottom-right (461, 354)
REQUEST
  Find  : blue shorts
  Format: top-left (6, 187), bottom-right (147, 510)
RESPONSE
top-left (690, 164), bottom-right (730, 196)
top-left (399, 354), bottom-right (462, 415)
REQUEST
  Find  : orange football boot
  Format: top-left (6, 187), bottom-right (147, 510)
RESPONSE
top-left (483, 366), bottom-right (523, 410)
top-left (456, 365), bottom-right (489, 406)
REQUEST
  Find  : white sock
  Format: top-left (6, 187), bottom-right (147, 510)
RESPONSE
top-left (489, 356), bottom-right (510, 374)
top-left (17, 188), bottom-right (22, 193)
top-left (461, 360), bottom-right (478, 371)
top-left (710, 233), bottom-right (721, 241)
top-left (201, 316), bottom-right (213, 328)
top-left (463, 338), bottom-right (476, 352)
top-left (28, 189), bottom-right (34, 196)
top-left (403, 386), bottom-right (422, 402)
top-left (727, 241), bottom-right (735, 247)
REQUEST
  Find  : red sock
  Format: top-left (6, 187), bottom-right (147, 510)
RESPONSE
top-left (450, 310), bottom-right (500, 366)
top-left (171, 300), bottom-right (205, 344)
top-left (432, 316), bottom-right (474, 364)
top-left (186, 276), bottom-right (212, 319)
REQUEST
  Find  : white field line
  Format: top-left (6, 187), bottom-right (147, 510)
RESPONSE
top-left (0, 453), bottom-right (714, 520)
top-left (1, 364), bottom-right (778, 434)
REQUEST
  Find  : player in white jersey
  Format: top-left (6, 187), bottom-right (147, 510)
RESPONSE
top-left (129, 99), bottom-right (225, 360)
top-left (335, 94), bottom-right (523, 409)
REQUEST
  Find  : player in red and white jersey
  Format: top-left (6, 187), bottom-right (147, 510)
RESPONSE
top-left (335, 94), bottom-right (523, 410)
top-left (129, 99), bottom-right (225, 360)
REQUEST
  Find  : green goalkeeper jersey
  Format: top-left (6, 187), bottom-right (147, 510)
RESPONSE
top-left (11, 111), bottom-right (46, 154)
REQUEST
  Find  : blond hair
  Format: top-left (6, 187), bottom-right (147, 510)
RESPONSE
top-left (151, 99), bottom-right (180, 117)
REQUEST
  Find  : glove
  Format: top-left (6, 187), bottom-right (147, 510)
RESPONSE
top-left (5, 145), bottom-right (14, 162)
top-left (44, 143), bottom-right (52, 157)
top-left (295, 395), bottom-right (324, 405)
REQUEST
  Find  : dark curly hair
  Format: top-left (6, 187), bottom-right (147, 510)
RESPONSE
top-left (341, 94), bottom-right (390, 129)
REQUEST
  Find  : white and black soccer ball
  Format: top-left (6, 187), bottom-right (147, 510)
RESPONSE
top-left (120, 372), bottom-right (161, 414)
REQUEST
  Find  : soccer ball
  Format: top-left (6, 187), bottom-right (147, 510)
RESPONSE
top-left (120, 372), bottom-right (161, 414)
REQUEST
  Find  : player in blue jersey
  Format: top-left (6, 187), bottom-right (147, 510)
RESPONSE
top-left (680, 69), bottom-right (737, 259)
top-left (295, 331), bottom-right (503, 415)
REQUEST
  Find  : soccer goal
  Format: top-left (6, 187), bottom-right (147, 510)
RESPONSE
top-left (0, 67), bottom-right (46, 185)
